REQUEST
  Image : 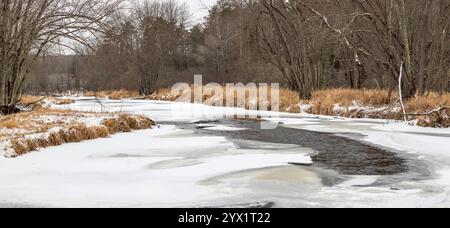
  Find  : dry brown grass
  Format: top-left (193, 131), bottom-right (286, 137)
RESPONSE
top-left (0, 119), bottom-right (20, 129)
top-left (308, 89), bottom-right (396, 116)
top-left (85, 90), bottom-right (140, 100)
top-left (278, 88), bottom-right (301, 112)
top-left (1, 109), bottom-right (155, 157)
top-left (10, 124), bottom-right (112, 156)
top-left (147, 85), bottom-right (301, 112)
top-left (86, 87), bottom-right (450, 128)
top-left (1, 109), bottom-right (51, 131)
top-left (52, 98), bottom-right (75, 105)
top-left (101, 115), bottom-right (155, 134)
top-left (305, 89), bottom-right (450, 127)
top-left (84, 91), bottom-right (96, 97)
top-left (0, 108), bottom-right (80, 131)
top-left (19, 95), bottom-right (75, 106)
top-left (405, 93), bottom-right (450, 128)
top-left (148, 88), bottom-right (179, 101)
top-left (405, 93), bottom-right (450, 113)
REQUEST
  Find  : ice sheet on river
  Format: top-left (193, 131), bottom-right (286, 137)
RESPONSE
top-left (0, 125), bottom-right (312, 207)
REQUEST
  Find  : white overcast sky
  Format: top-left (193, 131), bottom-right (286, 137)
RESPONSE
top-left (176, 0), bottom-right (217, 24)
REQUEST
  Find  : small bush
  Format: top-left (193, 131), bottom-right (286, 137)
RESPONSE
top-left (93, 126), bottom-right (110, 138)
top-left (101, 115), bottom-right (155, 134)
top-left (11, 140), bottom-right (29, 156)
top-left (101, 118), bottom-right (121, 134)
top-left (101, 118), bottom-right (131, 133)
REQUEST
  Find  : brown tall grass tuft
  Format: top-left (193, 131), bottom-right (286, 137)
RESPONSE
top-left (102, 118), bottom-right (130, 133)
top-left (84, 91), bottom-right (96, 97)
top-left (308, 89), bottom-right (396, 116)
top-left (19, 95), bottom-right (75, 106)
top-left (312, 89), bottom-right (394, 106)
top-left (84, 90), bottom-right (140, 100)
top-left (109, 90), bottom-right (140, 100)
top-left (405, 93), bottom-right (450, 113)
top-left (101, 115), bottom-right (155, 134)
top-left (8, 116), bottom-right (154, 157)
top-left (0, 119), bottom-right (19, 129)
top-left (11, 140), bottom-right (29, 156)
top-left (10, 124), bottom-right (102, 156)
top-left (3, 110), bottom-right (155, 157)
top-left (405, 93), bottom-right (450, 128)
top-left (52, 98), bottom-right (75, 105)
top-left (278, 88), bottom-right (301, 112)
top-left (147, 85), bottom-right (302, 112)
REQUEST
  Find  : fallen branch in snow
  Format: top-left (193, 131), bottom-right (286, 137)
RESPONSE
top-left (19, 97), bottom-right (46, 110)
top-left (406, 106), bottom-right (450, 116)
top-left (409, 106), bottom-right (450, 128)
top-left (349, 109), bottom-right (363, 118)
top-left (18, 95), bottom-right (75, 110)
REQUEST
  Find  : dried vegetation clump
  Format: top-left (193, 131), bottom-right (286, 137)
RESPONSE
top-left (1, 109), bottom-right (155, 157)
top-left (84, 90), bottom-right (140, 100)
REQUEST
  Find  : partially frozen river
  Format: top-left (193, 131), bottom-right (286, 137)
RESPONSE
top-left (1, 98), bottom-right (450, 208)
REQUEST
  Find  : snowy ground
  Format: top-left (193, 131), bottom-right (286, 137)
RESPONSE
top-left (0, 97), bottom-right (449, 208)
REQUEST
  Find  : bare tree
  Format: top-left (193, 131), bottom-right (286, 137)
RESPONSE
top-left (133, 0), bottom-right (189, 95)
top-left (254, 0), bottom-right (449, 98)
top-left (345, 0), bottom-right (449, 97)
top-left (0, 0), bottom-right (121, 114)
top-left (255, 0), bottom-right (340, 99)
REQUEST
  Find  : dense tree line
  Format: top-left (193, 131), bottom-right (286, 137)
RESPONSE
top-left (13, 0), bottom-right (450, 107)
top-left (57, 0), bottom-right (280, 95)
top-left (255, 0), bottom-right (449, 98)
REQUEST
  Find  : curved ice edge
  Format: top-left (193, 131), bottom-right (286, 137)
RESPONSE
top-left (203, 126), bottom-right (249, 132)
top-left (194, 124), bottom-right (248, 131)
top-left (159, 154), bottom-right (313, 181)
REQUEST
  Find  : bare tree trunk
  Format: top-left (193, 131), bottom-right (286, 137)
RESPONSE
top-left (398, 61), bottom-right (407, 122)
top-left (395, 0), bottom-right (415, 98)
top-left (0, 0), bottom-right (10, 108)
